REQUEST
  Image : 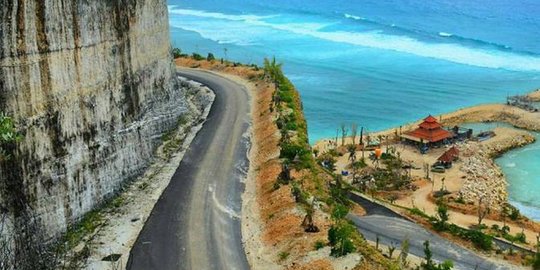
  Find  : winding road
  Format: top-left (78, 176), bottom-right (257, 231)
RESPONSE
top-left (125, 68), bottom-right (517, 270)
top-left (127, 69), bottom-right (251, 270)
top-left (349, 193), bottom-right (514, 270)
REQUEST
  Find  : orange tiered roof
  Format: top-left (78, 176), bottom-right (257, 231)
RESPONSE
top-left (419, 115), bottom-right (442, 130)
top-left (405, 115), bottom-right (452, 143)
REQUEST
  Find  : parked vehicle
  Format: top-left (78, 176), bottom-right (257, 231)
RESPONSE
top-left (431, 166), bottom-right (446, 173)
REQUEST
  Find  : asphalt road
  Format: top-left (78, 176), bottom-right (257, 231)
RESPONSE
top-left (349, 194), bottom-right (513, 270)
top-left (127, 69), bottom-right (251, 270)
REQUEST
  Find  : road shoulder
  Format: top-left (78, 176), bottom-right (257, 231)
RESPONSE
top-left (79, 76), bottom-right (214, 269)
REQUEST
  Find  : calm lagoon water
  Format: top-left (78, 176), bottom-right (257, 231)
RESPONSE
top-left (167, 0), bottom-right (540, 218)
top-left (459, 122), bottom-right (540, 220)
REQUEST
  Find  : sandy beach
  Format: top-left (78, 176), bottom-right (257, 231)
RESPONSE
top-left (314, 93), bottom-right (540, 253)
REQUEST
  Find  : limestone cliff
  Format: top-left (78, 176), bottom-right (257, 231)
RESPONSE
top-left (0, 0), bottom-right (188, 266)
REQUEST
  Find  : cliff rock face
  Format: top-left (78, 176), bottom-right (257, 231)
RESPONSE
top-left (0, 0), bottom-right (187, 263)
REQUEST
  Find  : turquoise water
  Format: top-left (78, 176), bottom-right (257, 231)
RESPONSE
top-left (167, 0), bottom-right (540, 143)
top-left (497, 133), bottom-right (540, 221)
top-left (167, 1), bottom-right (540, 217)
top-left (461, 122), bottom-right (540, 220)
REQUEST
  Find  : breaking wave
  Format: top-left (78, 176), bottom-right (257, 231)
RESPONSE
top-left (169, 7), bottom-right (540, 72)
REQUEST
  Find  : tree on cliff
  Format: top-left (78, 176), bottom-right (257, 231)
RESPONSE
top-left (0, 112), bottom-right (20, 160)
top-left (263, 57), bottom-right (283, 84)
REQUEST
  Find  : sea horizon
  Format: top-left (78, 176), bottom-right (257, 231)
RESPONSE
top-left (167, 0), bottom-right (540, 219)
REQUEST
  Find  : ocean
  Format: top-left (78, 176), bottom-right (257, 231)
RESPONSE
top-left (167, 0), bottom-right (540, 218)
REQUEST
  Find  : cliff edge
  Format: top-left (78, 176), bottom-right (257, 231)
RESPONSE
top-left (0, 1), bottom-right (190, 267)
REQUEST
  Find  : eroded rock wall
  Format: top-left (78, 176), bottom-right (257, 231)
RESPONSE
top-left (0, 0), bottom-right (185, 255)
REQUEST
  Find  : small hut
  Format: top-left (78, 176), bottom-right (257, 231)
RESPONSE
top-left (436, 146), bottom-right (459, 168)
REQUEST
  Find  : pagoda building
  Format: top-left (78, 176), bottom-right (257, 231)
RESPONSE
top-left (401, 115), bottom-right (452, 146)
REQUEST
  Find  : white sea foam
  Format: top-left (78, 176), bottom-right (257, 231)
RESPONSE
top-left (439, 32), bottom-right (453, 37)
top-left (168, 7), bottom-right (540, 72)
top-left (344, 13), bottom-right (364, 20)
top-left (505, 162), bottom-right (516, 168)
top-left (168, 7), bottom-right (274, 22)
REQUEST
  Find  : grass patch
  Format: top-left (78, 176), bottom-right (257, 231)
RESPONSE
top-left (314, 240), bottom-right (326, 250)
top-left (278, 251), bottom-right (290, 261)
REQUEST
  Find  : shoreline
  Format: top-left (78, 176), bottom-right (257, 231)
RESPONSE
top-left (173, 56), bottom-right (539, 268)
top-left (313, 90), bottom-right (540, 250)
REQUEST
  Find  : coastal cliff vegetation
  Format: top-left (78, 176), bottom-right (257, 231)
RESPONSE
top-left (174, 52), bottom-right (400, 269)
top-left (261, 56), bottom-right (400, 268)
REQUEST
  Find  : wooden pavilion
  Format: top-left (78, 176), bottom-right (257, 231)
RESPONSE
top-left (436, 146), bottom-right (460, 168)
top-left (401, 115), bottom-right (452, 147)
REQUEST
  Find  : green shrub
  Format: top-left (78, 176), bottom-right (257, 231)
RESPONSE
top-left (278, 90), bottom-right (294, 103)
top-left (504, 232), bottom-right (527, 244)
top-left (285, 121), bottom-right (298, 131)
top-left (532, 252), bottom-right (540, 270)
top-left (272, 182), bottom-right (281, 191)
top-left (331, 203), bottom-right (349, 220)
top-left (330, 178), bottom-right (350, 206)
top-left (421, 241), bottom-right (454, 270)
top-left (280, 143), bottom-right (306, 161)
top-left (172, 47), bottom-right (182, 58)
top-left (467, 230), bottom-right (493, 251)
top-left (207, 53), bottom-right (215, 61)
top-left (278, 251), bottom-right (289, 261)
top-left (409, 207), bottom-right (431, 219)
top-left (328, 221), bottom-right (356, 257)
top-left (291, 182), bottom-right (308, 204)
top-left (509, 206), bottom-right (520, 220)
top-left (434, 200), bottom-right (449, 231)
top-left (501, 225), bottom-right (510, 235)
top-left (314, 240), bottom-right (326, 250)
top-left (0, 112), bottom-right (21, 159)
top-left (192, 53), bottom-right (205, 61)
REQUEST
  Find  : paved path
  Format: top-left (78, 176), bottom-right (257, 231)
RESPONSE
top-left (127, 69), bottom-right (251, 270)
top-left (349, 193), bottom-right (514, 270)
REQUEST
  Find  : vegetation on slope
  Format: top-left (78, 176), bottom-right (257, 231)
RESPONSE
top-left (262, 56), bottom-right (399, 268)
top-left (0, 112), bottom-right (20, 160)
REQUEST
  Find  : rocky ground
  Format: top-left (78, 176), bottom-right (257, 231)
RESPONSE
top-left (459, 127), bottom-right (535, 209)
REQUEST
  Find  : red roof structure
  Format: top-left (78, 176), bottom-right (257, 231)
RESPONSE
top-left (402, 115), bottom-right (452, 143)
top-left (438, 146), bottom-right (460, 163)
